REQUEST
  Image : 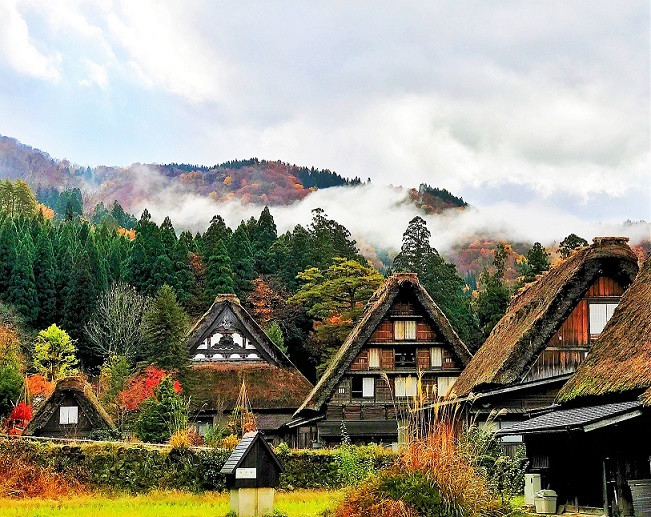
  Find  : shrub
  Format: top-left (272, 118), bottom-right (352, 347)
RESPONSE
top-left (133, 377), bottom-right (187, 443)
top-left (336, 470), bottom-right (445, 517)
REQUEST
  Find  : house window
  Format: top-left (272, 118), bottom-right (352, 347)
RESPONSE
top-left (437, 376), bottom-right (458, 397)
top-left (59, 406), bottom-right (78, 425)
top-left (338, 386), bottom-right (346, 395)
top-left (430, 347), bottom-right (443, 368)
top-left (394, 320), bottom-right (416, 340)
top-left (589, 303), bottom-right (618, 336)
top-left (351, 377), bottom-right (375, 398)
top-left (395, 347), bottom-right (416, 367)
top-left (368, 348), bottom-right (380, 369)
top-left (395, 376), bottom-right (417, 398)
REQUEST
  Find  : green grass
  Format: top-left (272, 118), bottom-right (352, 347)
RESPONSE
top-left (0, 489), bottom-right (345, 517)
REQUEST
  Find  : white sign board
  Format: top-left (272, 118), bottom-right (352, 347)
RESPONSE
top-left (235, 467), bottom-right (257, 479)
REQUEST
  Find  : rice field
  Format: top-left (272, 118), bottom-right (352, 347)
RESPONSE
top-left (0, 489), bottom-right (345, 517)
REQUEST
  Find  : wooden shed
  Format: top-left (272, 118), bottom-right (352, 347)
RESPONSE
top-left (23, 376), bottom-right (115, 439)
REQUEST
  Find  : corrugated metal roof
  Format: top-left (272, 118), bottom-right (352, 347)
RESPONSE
top-left (496, 400), bottom-right (643, 436)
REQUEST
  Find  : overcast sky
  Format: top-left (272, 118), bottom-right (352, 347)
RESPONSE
top-left (0, 1), bottom-right (649, 240)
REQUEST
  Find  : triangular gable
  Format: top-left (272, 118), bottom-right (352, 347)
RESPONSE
top-left (453, 238), bottom-right (639, 397)
top-left (294, 273), bottom-right (472, 416)
top-left (558, 256), bottom-right (651, 403)
top-left (220, 431), bottom-right (283, 474)
top-left (24, 377), bottom-right (115, 436)
top-left (187, 294), bottom-right (294, 368)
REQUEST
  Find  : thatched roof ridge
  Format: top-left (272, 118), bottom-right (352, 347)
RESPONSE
top-left (187, 294), bottom-right (295, 369)
top-left (23, 376), bottom-right (115, 435)
top-left (453, 237), bottom-right (639, 397)
top-left (294, 273), bottom-right (472, 415)
top-left (557, 255), bottom-right (651, 402)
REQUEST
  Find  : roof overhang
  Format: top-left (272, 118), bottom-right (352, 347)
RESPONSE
top-left (496, 400), bottom-right (644, 437)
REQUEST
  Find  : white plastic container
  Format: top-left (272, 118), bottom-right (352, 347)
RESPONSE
top-left (525, 474), bottom-right (542, 506)
top-left (534, 489), bottom-right (558, 514)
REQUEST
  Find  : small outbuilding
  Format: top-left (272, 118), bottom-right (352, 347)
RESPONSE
top-left (220, 431), bottom-right (283, 516)
top-left (23, 376), bottom-right (116, 439)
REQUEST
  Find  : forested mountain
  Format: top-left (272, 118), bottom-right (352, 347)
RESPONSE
top-left (0, 135), bottom-right (465, 217)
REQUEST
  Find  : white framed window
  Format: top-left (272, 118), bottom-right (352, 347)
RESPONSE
top-left (338, 385), bottom-right (346, 395)
top-left (395, 376), bottom-right (417, 397)
top-left (368, 348), bottom-right (380, 369)
top-left (437, 376), bottom-right (458, 397)
top-left (59, 406), bottom-right (78, 425)
top-left (395, 320), bottom-right (417, 340)
top-left (589, 303), bottom-right (618, 335)
top-left (362, 377), bottom-right (375, 398)
top-left (430, 347), bottom-right (443, 367)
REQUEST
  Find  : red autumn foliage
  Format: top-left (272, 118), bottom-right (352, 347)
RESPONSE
top-left (118, 366), bottom-right (181, 412)
top-left (8, 402), bottom-right (32, 423)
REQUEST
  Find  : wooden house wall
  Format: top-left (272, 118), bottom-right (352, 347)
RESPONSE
top-left (37, 392), bottom-right (94, 438)
top-left (524, 276), bottom-right (623, 383)
top-left (321, 288), bottom-right (465, 438)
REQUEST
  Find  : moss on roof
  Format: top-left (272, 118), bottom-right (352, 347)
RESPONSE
top-left (453, 238), bottom-right (639, 397)
top-left (180, 363), bottom-right (313, 412)
top-left (557, 255), bottom-right (651, 403)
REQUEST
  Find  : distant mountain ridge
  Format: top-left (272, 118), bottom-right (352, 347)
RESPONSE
top-left (0, 134), bottom-right (466, 215)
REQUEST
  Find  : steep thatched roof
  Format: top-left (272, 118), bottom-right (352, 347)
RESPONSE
top-left (295, 273), bottom-right (472, 416)
top-left (557, 255), bottom-right (650, 403)
top-left (453, 237), bottom-right (639, 397)
top-left (23, 376), bottom-right (115, 435)
top-left (187, 294), bottom-right (294, 368)
top-left (642, 387), bottom-right (651, 407)
top-left (181, 363), bottom-right (313, 412)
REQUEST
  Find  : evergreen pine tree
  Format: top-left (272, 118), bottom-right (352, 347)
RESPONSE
top-left (6, 239), bottom-right (38, 323)
top-left (254, 206), bottom-right (277, 273)
top-left (229, 223), bottom-right (256, 297)
top-left (206, 239), bottom-right (235, 298)
top-left (33, 232), bottom-right (57, 328)
top-left (140, 285), bottom-right (190, 370)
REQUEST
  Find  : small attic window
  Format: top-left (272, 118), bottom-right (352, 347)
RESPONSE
top-left (589, 303), bottom-right (618, 336)
top-left (394, 320), bottom-right (416, 340)
top-left (59, 406), bottom-right (78, 425)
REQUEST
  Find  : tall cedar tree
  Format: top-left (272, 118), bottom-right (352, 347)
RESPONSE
top-left (474, 243), bottom-right (511, 342)
top-left (33, 232), bottom-right (57, 328)
top-left (206, 239), bottom-right (235, 299)
top-left (229, 223), bottom-right (256, 297)
top-left (253, 206), bottom-right (277, 273)
top-left (7, 238), bottom-right (38, 324)
top-left (393, 216), bottom-right (481, 349)
top-left (140, 284), bottom-right (190, 370)
top-left (62, 250), bottom-right (102, 369)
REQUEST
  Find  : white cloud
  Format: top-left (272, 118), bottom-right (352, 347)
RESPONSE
top-left (79, 58), bottom-right (108, 89)
top-left (0, 0), bottom-right (61, 81)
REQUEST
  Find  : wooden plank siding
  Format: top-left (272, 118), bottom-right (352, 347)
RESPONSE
top-left (523, 276), bottom-right (623, 382)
